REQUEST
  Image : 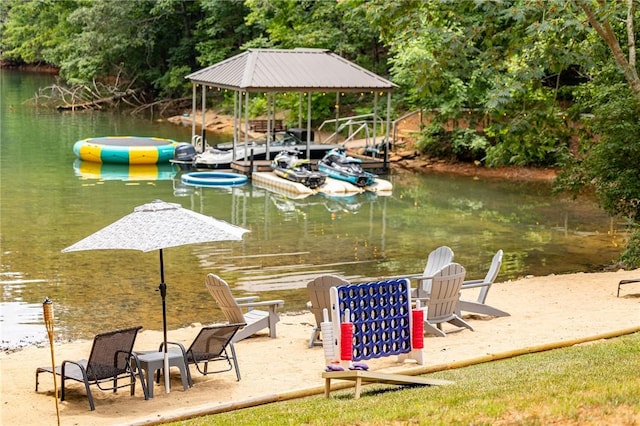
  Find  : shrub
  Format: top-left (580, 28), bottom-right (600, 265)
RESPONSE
top-left (621, 228), bottom-right (640, 268)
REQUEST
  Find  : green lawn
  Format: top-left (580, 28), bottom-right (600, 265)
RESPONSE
top-left (170, 333), bottom-right (640, 425)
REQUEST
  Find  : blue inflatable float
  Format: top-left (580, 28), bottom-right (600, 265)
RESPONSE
top-left (181, 172), bottom-right (248, 187)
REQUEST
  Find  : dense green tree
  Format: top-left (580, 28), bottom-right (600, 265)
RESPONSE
top-left (56, 0), bottom-right (203, 97)
top-left (1, 0), bottom-right (205, 98)
top-left (1, 0), bottom-right (80, 65)
top-left (574, 0), bottom-right (640, 100)
top-left (361, 0), bottom-right (595, 166)
top-left (194, 0), bottom-right (256, 66)
top-left (558, 0), bottom-right (640, 266)
top-left (244, 0), bottom-right (388, 76)
top-left (241, 0), bottom-right (390, 124)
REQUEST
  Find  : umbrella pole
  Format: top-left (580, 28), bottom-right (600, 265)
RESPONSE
top-left (43, 298), bottom-right (61, 426)
top-left (158, 250), bottom-right (171, 393)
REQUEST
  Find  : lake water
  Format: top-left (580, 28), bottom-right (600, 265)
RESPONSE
top-left (0, 69), bottom-right (627, 349)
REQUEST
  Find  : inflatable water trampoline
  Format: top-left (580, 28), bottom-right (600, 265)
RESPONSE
top-left (73, 136), bottom-right (180, 164)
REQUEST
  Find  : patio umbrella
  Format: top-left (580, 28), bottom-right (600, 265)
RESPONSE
top-left (62, 199), bottom-right (250, 393)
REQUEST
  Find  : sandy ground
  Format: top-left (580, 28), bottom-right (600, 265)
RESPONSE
top-left (2, 269), bottom-right (639, 426)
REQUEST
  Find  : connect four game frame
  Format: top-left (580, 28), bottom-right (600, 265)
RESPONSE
top-left (329, 278), bottom-right (424, 365)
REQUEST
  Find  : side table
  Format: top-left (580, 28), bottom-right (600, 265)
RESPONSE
top-left (133, 350), bottom-right (191, 398)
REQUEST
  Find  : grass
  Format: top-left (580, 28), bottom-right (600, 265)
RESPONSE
top-left (170, 333), bottom-right (640, 425)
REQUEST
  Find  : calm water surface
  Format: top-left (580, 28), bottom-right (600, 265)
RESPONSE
top-left (0, 70), bottom-right (627, 349)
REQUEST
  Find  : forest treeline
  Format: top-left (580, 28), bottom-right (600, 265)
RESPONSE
top-left (1, 0), bottom-right (639, 266)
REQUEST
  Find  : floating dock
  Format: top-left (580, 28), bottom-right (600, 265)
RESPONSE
top-left (251, 172), bottom-right (315, 196)
top-left (251, 172), bottom-right (392, 197)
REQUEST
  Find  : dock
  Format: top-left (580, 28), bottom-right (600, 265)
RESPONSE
top-left (251, 171), bottom-right (392, 197)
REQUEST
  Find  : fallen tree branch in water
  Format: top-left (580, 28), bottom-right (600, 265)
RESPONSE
top-left (55, 88), bottom-right (138, 111)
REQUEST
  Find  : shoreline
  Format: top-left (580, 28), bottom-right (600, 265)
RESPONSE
top-left (1, 269), bottom-right (638, 425)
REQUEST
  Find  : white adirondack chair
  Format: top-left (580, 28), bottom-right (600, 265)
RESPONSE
top-left (456, 250), bottom-right (510, 317)
top-left (416, 263), bottom-right (474, 337)
top-left (306, 274), bottom-right (350, 348)
top-left (413, 246), bottom-right (454, 299)
top-left (205, 274), bottom-right (284, 343)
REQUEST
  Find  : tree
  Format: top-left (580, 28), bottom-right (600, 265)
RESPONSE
top-left (240, 0), bottom-right (391, 123)
top-left (244, 0), bottom-right (388, 75)
top-left (1, 0), bottom-right (80, 65)
top-left (558, 0), bottom-right (640, 267)
top-left (575, 0), bottom-right (640, 100)
top-left (362, 0), bottom-right (597, 166)
top-left (193, 0), bottom-right (256, 67)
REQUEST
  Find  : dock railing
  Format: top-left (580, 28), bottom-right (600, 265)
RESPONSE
top-left (318, 113), bottom-right (386, 147)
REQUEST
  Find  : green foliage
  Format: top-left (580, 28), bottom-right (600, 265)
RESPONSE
top-left (451, 128), bottom-right (490, 162)
top-left (556, 82), bottom-right (640, 265)
top-left (558, 84), bottom-right (640, 222)
top-left (363, 0), bottom-right (593, 167)
top-left (416, 123), bottom-right (448, 158)
top-left (153, 65), bottom-right (192, 99)
top-left (243, 0), bottom-right (389, 76)
top-left (621, 228), bottom-right (640, 268)
top-left (194, 0), bottom-right (256, 66)
top-left (417, 124), bottom-right (489, 163)
top-left (484, 105), bottom-right (571, 167)
top-left (248, 96), bottom-right (267, 118)
top-left (1, 0), bottom-right (204, 97)
top-left (1, 0), bottom-right (80, 65)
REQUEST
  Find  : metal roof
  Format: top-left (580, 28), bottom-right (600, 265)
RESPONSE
top-left (185, 48), bottom-right (397, 93)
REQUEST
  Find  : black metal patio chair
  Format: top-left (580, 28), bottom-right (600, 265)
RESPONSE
top-left (162, 323), bottom-right (245, 382)
top-left (35, 325), bottom-right (146, 411)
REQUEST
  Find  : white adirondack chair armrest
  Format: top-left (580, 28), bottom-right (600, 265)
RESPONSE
top-left (411, 296), bottom-right (431, 307)
top-left (377, 273), bottom-right (424, 281)
top-left (235, 296), bottom-right (260, 303)
top-left (404, 273), bottom-right (426, 279)
top-left (461, 279), bottom-right (488, 289)
top-left (237, 300), bottom-right (284, 309)
top-left (413, 274), bottom-right (437, 281)
top-left (414, 274), bottom-right (437, 289)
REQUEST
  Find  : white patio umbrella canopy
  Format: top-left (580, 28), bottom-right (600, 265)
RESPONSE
top-left (62, 199), bottom-right (249, 393)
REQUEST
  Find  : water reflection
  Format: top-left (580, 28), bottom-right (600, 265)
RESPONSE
top-left (73, 160), bottom-right (179, 182)
top-left (0, 273), bottom-right (48, 350)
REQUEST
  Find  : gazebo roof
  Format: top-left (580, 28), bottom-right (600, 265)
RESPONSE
top-left (185, 48), bottom-right (397, 93)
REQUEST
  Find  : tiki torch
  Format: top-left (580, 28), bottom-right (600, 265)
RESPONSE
top-left (43, 297), bottom-right (60, 426)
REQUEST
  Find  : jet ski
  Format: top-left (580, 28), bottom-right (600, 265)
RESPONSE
top-left (317, 148), bottom-right (377, 187)
top-left (271, 148), bottom-right (327, 189)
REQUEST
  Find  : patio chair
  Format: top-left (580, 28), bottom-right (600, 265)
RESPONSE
top-left (456, 249), bottom-right (510, 317)
top-left (161, 323), bottom-right (245, 383)
top-left (35, 326), bottom-right (145, 411)
top-left (413, 246), bottom-right (454, 299)
top-left (205, 274), bottom-right (284, 342)
top-left (617, 278), bottom-right (640, 297)
top-left (306, 274), bottom-right (350, 348)
top-left (416, 263), bottom-right (474, 337)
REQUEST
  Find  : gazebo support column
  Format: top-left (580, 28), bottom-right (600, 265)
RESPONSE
top-left (200, 85), bottom-right (207, 153)
top-left (191, 84), bottom-right (197, 144)
top-left (306, 91), bottom-right (312, 159)
top-left (384, 92), bottom-right (391, 170)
